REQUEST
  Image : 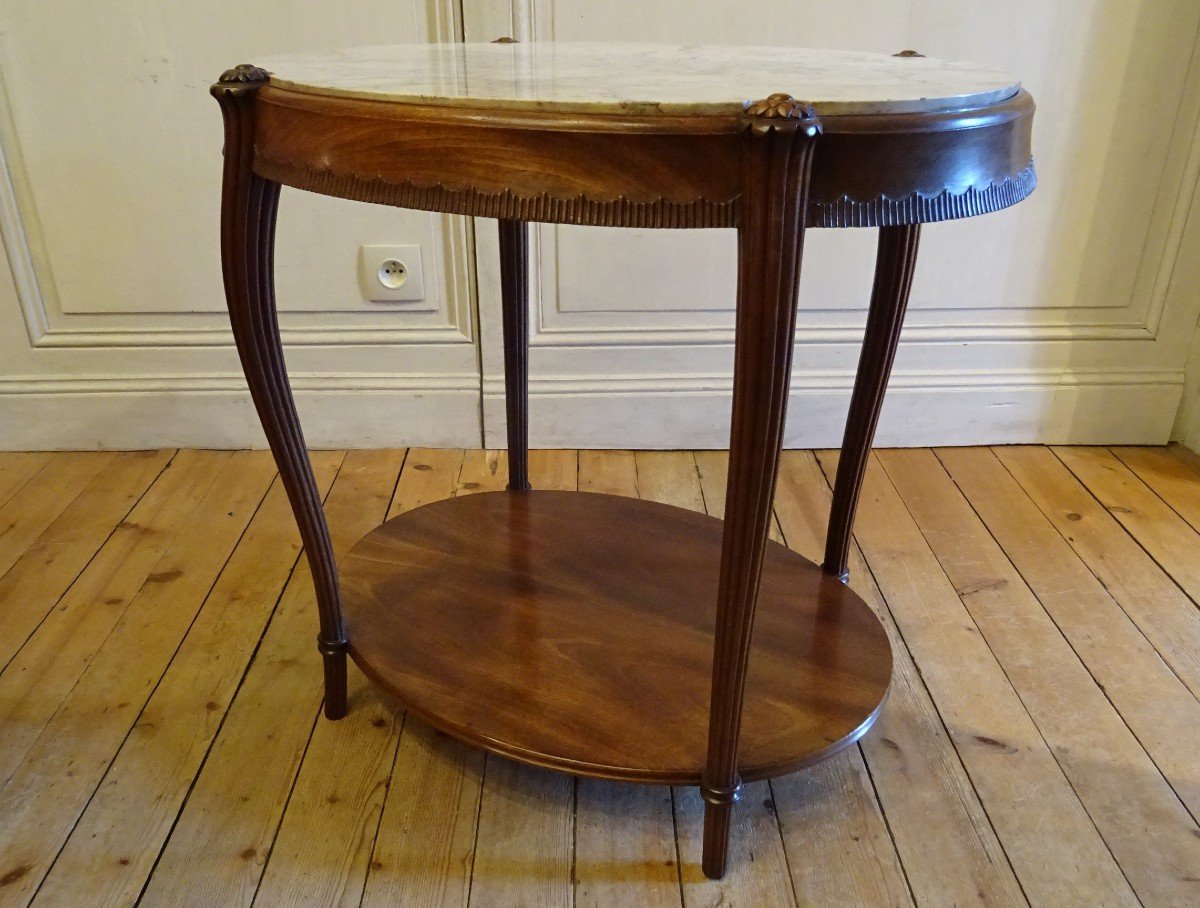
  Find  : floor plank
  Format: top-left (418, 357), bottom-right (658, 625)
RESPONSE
top-left (0, 452), bottom-right (115, 579)
top-left (138, 450), bottom-right (405, 907)
top-left (881, 447), bottom-right (1200, 904)
top-left (0, 452), bottom-right (51, 512)
top-left (634, 451), bottom-right (797, 908)
top-left (1054, 446), bottom-right (1200, 607)
top-left (694, 450), bottom-right (913, 908)
top-left (258, 449), bottom-right (465, 908)
top-left (470, 757), bottom-right (575, 908)
top-left (939, 446), bottom-right (1200, 821)
top-left (0, 446), bottom-right (1194, 905)
top-left (252, 459), bottom-right (413, 908)
top-left (772, 450), bottom-right (1023, 907)
top-left (575, 783), bottom-right (681, 908)
top-left (468, 449), bottom-right (578, 908)
top-left (579, 449), bottom-right (639, 500)
top-left (817, 451), bottom-right (1136, 906)
top-left (32, 452), bottom-right (344, 908)
top-left (995, 446), bottom-right (1200, 700)
top-left (0, 451), bottom-right (279, 907)
top-left (1110, 445), bottom-right (1200, 534)
top-left (0, 450), bottom-right (242, 787)
top-left (575, 450), bottom-right (683, 908)
top-left (357, 449), bottom-right (486, 908)
top-left (363, 722), bottom-right (483, 908)
top-left (0, 449), bottom-right (173, 673)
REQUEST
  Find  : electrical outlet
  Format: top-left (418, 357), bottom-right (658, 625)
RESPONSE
top-left (358, 244), bottom-right (426, 302)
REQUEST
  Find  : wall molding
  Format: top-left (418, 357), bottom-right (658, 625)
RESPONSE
top-left (483, 366), bottom-right (1184, 397)
top-left (0, 370), bottom-right (479, 395)
top-left (1136, 17), bottom-right (1200, 340)
top-left (482, 365), bottom-right (1184, 448)
top-left (0, 370), bottom-right (482, 450)
top-left (21, 365), bottom-right (1176, 399)
top-left (0, 2), bottom-right (478, 352)
top-left (530, 322), bottom-right (1158, 347)
top-left (0, 49), bottom-right (51, 344)
top-left (532, 219), bottom-right (1161, 340)
top-left (0, 385), bottom-right (481, 450)
top-left (523, 2), bottom-right (1200, 351)
top-left (29, 322), bottom-right (475, 349)
top-left (13, 205), bottom-right (478, 349)
top-left (0, 365), bottom-right (1172, 450)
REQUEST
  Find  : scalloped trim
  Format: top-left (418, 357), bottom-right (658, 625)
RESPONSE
top-left (810, 162), bottom-right (1036, 228)
top-left (254, 154), bottom-right (736, 228)
top-left (255, 153), bottom-right (1035, 229)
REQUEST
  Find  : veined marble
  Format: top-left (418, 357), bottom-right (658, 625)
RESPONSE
top-left (255, 43), bottom-right (1020, 117)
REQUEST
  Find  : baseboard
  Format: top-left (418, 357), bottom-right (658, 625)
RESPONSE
top-left (483, 370), bottom-right (1184, 448)
top-left (0, 369), bottom-right (1180, 450)
top-left (0, 379), bottom-right (481, 449)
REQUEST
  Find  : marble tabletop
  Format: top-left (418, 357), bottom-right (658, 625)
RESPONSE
top-left (255, 42), bottom-right (1021, 117)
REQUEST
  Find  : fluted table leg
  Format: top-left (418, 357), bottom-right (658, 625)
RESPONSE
top-left (823, 224), bottom-right (921, 581)
top-left (701, 96), bottom-right (821, 880)
top-left (213, 68), bottom-right (349, 720)
top-left (499, 219), bottom-right (531, 491)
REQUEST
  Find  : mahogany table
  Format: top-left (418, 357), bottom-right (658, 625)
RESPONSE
top-left (211, 42), bottom-right (1035, 879)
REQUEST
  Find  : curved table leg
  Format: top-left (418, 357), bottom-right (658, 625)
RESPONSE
top-left (701, 102), bottom-right (820, 880)
top-left (499, 219), bottom-right (531, 491)
top-left (213, 72), bottom-right (349, 720)
top-left (823, 225), bottom-right (921, 581)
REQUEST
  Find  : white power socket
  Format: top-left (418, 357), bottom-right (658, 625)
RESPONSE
top-left (358, 244), bottom-right (426, 302)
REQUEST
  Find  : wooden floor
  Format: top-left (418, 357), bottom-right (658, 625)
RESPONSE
top-left (1, 446), bottom-right (1199, 907)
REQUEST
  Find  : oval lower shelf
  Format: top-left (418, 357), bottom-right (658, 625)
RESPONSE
top-left (341, 490), bottom-right (892, 784)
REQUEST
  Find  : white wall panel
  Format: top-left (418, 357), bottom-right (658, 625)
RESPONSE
top-left (0, 0), bottom-right (481, 448)
top-left (2, 0), bottom-right (1199, 448)
top-left (473, 0), bottom-right (1200, 448)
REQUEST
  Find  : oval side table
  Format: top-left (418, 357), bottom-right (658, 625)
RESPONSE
top-left (210, 42), bottom-right (1035, 879)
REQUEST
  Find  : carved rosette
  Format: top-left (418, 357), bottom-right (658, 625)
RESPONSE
top-left (219, 63), bottom-right (270, 84)
top-left (742, 93), bottom-right (821, 136)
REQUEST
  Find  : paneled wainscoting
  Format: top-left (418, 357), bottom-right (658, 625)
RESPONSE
top-left (1, 445), bottom-right (1199, 906)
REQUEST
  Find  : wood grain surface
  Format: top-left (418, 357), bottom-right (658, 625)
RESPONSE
top-left (341, 489), bottom-right (891, 785)
top-left (2, 447), bottom-right (1198, 904)
top-left (248, 84), bottom-right (1034, 228)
